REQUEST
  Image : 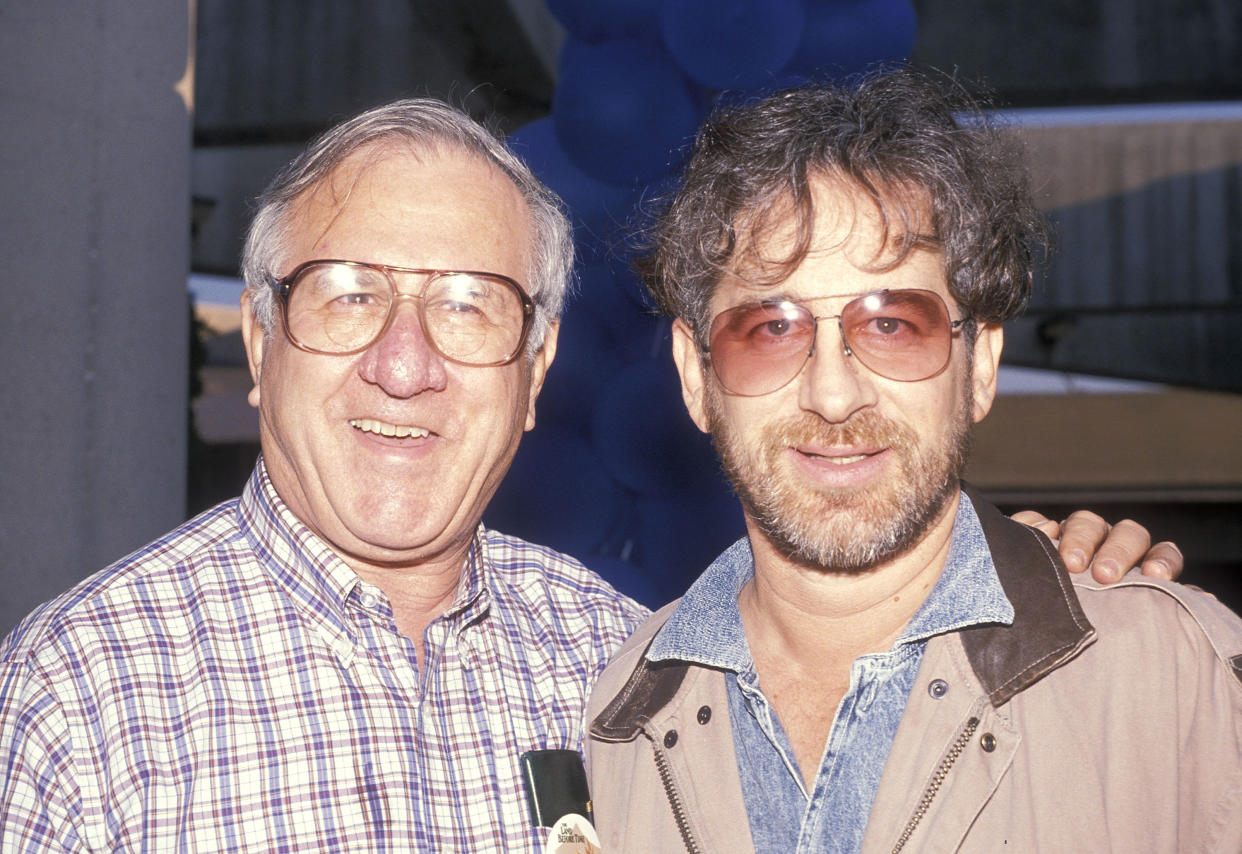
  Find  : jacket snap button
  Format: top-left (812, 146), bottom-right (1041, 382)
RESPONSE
top-left (663, 730), bottom-right (679, 749)
top-left (928, 679), bottom-right (949, 699)
top-left (697, 706), bottom-right (712, 725)
top-left (980, 732), bottom-right (997, 752)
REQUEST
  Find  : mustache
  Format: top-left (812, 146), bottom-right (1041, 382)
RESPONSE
top-left (762, 409), bottom-right (918, 454)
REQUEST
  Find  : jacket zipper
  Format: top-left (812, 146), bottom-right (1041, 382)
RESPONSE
top-left (890, 716), bottom-right (980, 854)
top-left (652, 741), bottom-right (704, 854)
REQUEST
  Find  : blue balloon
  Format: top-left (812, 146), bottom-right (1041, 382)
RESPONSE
top-left (634, 489), bottom-right (746, 600)
top-left (553, 38), bottom-right (703, 186)
top-left (661, 0), bottom-right (805, 89)
top-left (544, 0), bottom-right (661, 44)
top-left (484, 426), bottom-right (627, 558)
top-left (582, 554), bottom-right (665, 609)
top-left (574, 259), bottom-right (660, 361)
top-left (508, 118), bottom-right (637, 242)
top-left (591, 359), bottom-right (721, 497)
top-left (789, 0), bottom-right (917, 79)
top-left (535, 294), bottom-right (629, 436)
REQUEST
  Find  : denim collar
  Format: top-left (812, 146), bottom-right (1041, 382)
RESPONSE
top-left (648, 491), bottom-right (1015, 670)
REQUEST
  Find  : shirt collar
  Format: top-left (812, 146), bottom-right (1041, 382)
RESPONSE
top-left (649, 491), bottom-right (1014, 672)
top-left (238, 458), bottom-right (362, 626)
top-left (898, 492), bottom-right (1014, 644)
top-left (648, 536), bottom-right (755, 671)
top-left (445, 530), bottom-right (491, 625)
top-left (237, 457), bottom-right (492, 636)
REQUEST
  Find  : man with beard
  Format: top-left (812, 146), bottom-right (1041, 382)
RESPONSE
top-left (583, 70), bottom-right (1242, 853)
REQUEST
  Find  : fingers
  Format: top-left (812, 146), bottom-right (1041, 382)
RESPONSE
top-left (1011, 510), bottom-right (1061, 540)
top-left (1089, 517), bottom-right (1152, 583)
top-left (1055, 510), bottom-right (1112, 576)
top-left (1138, 541), bottom-right (1183, 581)
top-left (1015, 508), bottom-right (1183, 585)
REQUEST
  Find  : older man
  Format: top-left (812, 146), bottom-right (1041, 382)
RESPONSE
top-left (0, 97), bottom-right (1180, 852)
top-left (584, 71), bottom-right (1242, 852)
top-left (0, 100), bottom-right (645, 852)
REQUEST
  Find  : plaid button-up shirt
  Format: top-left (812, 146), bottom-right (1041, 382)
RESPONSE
top-left (0, 460), bottom-right (647, 852)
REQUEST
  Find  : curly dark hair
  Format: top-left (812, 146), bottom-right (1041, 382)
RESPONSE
top-left (638, 68), bottom-right (1049, 342)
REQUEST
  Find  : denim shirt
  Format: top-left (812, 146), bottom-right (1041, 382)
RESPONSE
top-left (647, 493), bottom-right (1014, 854)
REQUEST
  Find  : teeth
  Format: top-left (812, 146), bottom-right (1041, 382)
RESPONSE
top-left (809, 453), bottom-right (868, 465)
top-left (350, 418), bottom-right (430, 439)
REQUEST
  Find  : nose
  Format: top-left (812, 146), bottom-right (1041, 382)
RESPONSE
top-left (796, 319), bottom-right (877, 423)
top-left (355, 300), bottom-right (448, 398)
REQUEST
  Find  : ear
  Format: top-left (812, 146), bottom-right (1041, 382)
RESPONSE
top-left (240, 290), bottom-right (266, 410)
top-left (970, 322), bottom-right (1003, 424)
top-left (671, 318), bottom-right (711, 434)
top-left (524, 320), bottom-right (559, 431)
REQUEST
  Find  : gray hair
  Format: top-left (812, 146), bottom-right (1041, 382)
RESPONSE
top-left (241, 98), bottom-right (573, 354)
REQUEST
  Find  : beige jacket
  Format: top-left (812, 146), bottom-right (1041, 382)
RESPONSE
top-left (584, 492), bottom-right (1242, 852)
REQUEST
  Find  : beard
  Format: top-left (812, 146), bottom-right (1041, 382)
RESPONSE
top-left (706, 385), bottom-right (974, 574)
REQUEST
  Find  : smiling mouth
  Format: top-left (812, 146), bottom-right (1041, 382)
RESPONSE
top-left (799, 449), bottom-right (880, 465)
top-left (349, 418), bottom-right (431, 440)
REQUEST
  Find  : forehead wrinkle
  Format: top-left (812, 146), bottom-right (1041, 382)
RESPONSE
top-left (835, 176), bottom-right (943, 272)
top-left (285, 149), bottom-right (384, 262)
top-left (285, 141), bottom-right (535, 284)
top-left (719, 202), bottom-right (802, 296)
top-left (730, 177), bottom-right (943, 292)
top-left (290, 139), bottom-right (467, 261)
top-left (303, 169), bottom-right (362, 256)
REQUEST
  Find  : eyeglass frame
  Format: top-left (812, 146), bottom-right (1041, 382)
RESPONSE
top-left (700, 288), bottom-right (972, 397)
top-left (270, 258), bottom-right (537, 366)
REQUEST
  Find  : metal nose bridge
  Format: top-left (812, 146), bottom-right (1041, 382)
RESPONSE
top-left (806, 311), bottom-right (854, 360)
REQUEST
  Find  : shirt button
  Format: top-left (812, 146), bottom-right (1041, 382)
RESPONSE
top-left (697, 706), bottom-right (712, 725)
top-left (980, 732), bottom-right (997, 752)
top-left (663, 730), bottom-right (679, 749)
top-left (928, 679), bottom-right (949, 699)
top-left (359, 592), bottom-right (379, 610)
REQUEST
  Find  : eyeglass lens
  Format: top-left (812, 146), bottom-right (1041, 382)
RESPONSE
top-left (707, 289), bottom-right (956, 396)
top-left (283, 262), bottom-right (528, 365)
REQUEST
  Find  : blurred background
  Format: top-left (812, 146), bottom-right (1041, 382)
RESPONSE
top-left (2, 0), bottom-right (1240, 636)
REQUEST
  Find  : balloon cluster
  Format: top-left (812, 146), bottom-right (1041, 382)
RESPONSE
top-left (488, 0), bottom-right (917, 607)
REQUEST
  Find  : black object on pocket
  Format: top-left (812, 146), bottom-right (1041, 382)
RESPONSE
top-left (520, 749), bottom-right (594, 827)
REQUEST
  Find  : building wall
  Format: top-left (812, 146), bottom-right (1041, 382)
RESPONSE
top-left (0, 2), bottom-right (192, 637)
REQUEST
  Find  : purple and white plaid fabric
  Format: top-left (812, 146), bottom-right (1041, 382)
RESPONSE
top-left (0, 460), bottom-right (647, 852)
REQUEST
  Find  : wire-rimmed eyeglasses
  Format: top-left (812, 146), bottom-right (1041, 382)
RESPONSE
top-left (703, 288), bottom-right (970, 396)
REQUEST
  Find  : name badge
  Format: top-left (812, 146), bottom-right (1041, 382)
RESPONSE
top-left (545, 813), bottom-right (601, 854)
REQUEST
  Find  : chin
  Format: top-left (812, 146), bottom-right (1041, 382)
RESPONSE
top-left (758, 475), bottom-right (958, 573)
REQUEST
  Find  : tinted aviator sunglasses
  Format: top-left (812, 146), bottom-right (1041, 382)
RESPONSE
top-left (703, 289), bottom-right (971, 397)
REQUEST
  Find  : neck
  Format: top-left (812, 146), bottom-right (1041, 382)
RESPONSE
top-left (351, 546), bottom-right (469, 668)
top-left (740, 489), bottom-right (961, 667)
